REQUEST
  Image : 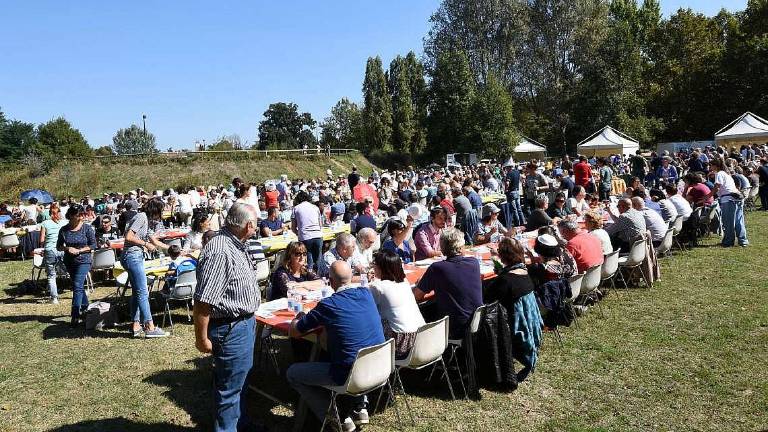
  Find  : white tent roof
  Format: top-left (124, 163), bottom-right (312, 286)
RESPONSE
top-left (513, 137), bottom-right (547, 153)
top-left (577, 126), bottom-right (640, 155)
top-left (714, 112), bottom-right (768, 141)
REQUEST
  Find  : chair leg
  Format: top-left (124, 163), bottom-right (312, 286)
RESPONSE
top-left (162, 300), bottom-right (169, 329)
top-left (319, 393), bottom-right (338, 432)
top-left (554, 327), bottom-right (564, 348)
top-left (185, 301), bottom-right (192, 322)
top-left (441, 356), bottom-right (458, 401)
top-left (394, 369), bottom-right (416, 425)
top-left (386, 380), bottom-right (402, 428)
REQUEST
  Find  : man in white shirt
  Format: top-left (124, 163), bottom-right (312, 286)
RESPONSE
top-left (354, 228), bottom-right (378, 269)
top-left (664, 184), bottom-right (692, 221)
top-left (177, 189), bottom-right (194, 225)
top-left (318, 232), bottom-right (365, 277)
top-left (632, 197), bottom-right (667, 247)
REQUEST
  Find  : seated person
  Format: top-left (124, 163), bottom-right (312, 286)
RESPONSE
top-left (349, 201), bottom-right (376, 234)
top-left (568, 186), bottom-right (590, 216)
top-left (354, 227), bottom-right (378, 269)
top-left (287, 261), bottom-right (384, 429)
top-left (557, 219), bottom-right (604, 273)
top-left (631, 197), bottom-right (666, 247)
top-left (162, 245), bottom-right (197, 293)
top-left (526, 193), bottom-right (553, 232)
top-left (413, 206), bottom-right (448, 261)
top-left (475, 203), bottom-right (508, 245)
top-left (583, 210), bottom-right (613, 255)
top-left (381, 217), bottom-right (413, 264)
top-left (414, 227), bottom-right (482, 339)
top-left (605, 198), bottom-right (646, 252)
top-left (186, 212), bottom-right (210, 251)
top-left (259, 207), bottom-right (285, 237)
top-left (318, 232), bottom-right (365, 277)
top-left (648, 189), bottom-right (678, 223)
top-left (369, 250), bottom-right (425, 359)
top-left (547, 192), bottom-right (571, 219)
top-left (527, 234), bottom-right (577, 285)
top-left (95, 215), bottom-right (119, 247)
top-left (269, 241), bottom-right (319, 301)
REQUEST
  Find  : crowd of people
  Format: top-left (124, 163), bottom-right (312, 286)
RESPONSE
top-left (1, 142), bottom-right (767, 431)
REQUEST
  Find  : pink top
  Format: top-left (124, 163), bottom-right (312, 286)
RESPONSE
top-left (414, 223), bottom-right (441, 261)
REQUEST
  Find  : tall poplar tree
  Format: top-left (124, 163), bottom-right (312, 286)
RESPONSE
top-left (389, 56), bottom-right (415, 153)
top-left (427, 50), bottom-right (476, 156)
top-left (362, 56), bottom-right (392, 152)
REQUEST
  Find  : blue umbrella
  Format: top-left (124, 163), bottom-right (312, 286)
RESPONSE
top-left (20, 189), bottom-right (54, 204)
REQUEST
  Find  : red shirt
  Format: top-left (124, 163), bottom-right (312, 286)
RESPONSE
top-left (264, 190), bottom-right (279, 209)
top-left (573, 161), bottom-right (591, 187)
top-left (686, 183), bottom-right (713, 206)
top-left (565, 231), bottom-right (604, 273)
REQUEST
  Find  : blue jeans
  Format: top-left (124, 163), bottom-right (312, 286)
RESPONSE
top-left (65, 261), bottom-right (90, 319)
top-left (209, 316), bottom-right (256, 432)
top-left (302, 237), bottom-right (323, 271)
top-left (719, 199), bottom-right (748, 246)
top-left (506, 191), bottom-right (525, 226)
top-left (44, 249), bottom-right (63, 299)
top-left (121, 250), bottom-right (153, 324)
top-left (287, 362), bottom-right (365, 421)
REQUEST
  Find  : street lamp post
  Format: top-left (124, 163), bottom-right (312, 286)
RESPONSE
top-left (142, 114), bottom-right (147, 139)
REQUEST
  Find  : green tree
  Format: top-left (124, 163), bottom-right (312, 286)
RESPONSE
top-left (257, 102), bottom-right (315, 149)
top-left (208, 134), bottom-right (243, 151)
top-left (112, 124), bottom-right (157, 155)
top-left (469, 74), bottom-right (519, 159)
top-left (321, 98), bottom-right (363, 149)
top-left (405, 52), bottom-right (428, 154)
top-left (94, 145), bottom-right (115, 156)
top-left (362, 56), bottom-right (392, 152)
top-left (389, 55), bottom-right (415, 153)
top-left (0, 117), bottom-right (38, 161)
top-left (36, 117), bottom-right (91, 157)
top-left (427, 50), bottom-right (476, 157)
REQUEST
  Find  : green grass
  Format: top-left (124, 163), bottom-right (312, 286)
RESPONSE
top-left (0, 213), bottom-right (767, 431)
top-left (0, 152), bottom-right (376, 202)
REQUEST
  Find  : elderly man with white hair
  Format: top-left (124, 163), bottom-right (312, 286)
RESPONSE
top-left (193, 203), bottom-right (263, 432)
top-left (318, 232), bottom-right (366, 277)
top-left (354, 227), bottom-right (379, 269)
top-left (414, 227), bottom-right (483, 339)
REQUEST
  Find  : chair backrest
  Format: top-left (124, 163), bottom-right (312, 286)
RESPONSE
top-left (624, 238), bottom-right (647, 266)
top-left (468, 303), bottom-right (487, 334)
top-left (671, 215), bottom-right (684, 235)
top-left (270, 250), bottom-right (285, 274)
top-left (656, 228), bottom-right (674, 254)
top-left (582, 264), bottom-right (602, 293)
top-left (748, 185), bottom-right (759, 199)
top-left (172, 269), bottom-right (197, 298)
top-left (255, 259), bottom-right (270, 282)
top-left (116, 271), bottom-right (129, 286)
top-left (92, 248), bottom-right (116, 270)
top-left (601, 250), bottom-right (620, 279)
top-left (567, 273), bottom-right (584, 301)
top-left (705, 204), bottom-right (718, 222)
top-left (33, 253), bottom-right (44, 268)
top-left (0, 233), bottom-right (20, 248)
top-left (344, 339), bottom-right (395, 395)
top-left (405, 316), bottom-right (449, 368)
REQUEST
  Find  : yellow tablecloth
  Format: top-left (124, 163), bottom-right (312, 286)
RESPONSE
top-left (611, 178), bottom-right (627, 197)
top-left (259, 224), bottom-right (351, 253)
top-left (482, 193), bottom-right (506, 204)
top-left (113, 250), bottom-right (200, 278)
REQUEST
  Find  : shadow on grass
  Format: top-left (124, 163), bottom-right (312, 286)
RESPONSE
top-left (0, 314), bottom-right (134, 339)
top-left (45, 417), bottom-right (195, 432)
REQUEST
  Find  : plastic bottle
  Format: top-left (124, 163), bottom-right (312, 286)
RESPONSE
top-left (359, 273), bottom-right (368, 288)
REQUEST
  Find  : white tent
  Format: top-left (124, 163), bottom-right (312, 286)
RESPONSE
top-left (577, 126), bottom-right (640, 157)
top-left (513, 137), bottom-right (547, 160)
top-left (714, 112), bottom-right (768, 145)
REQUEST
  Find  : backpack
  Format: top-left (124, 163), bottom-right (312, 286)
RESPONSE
top-left (85, 301), bottom-right (116, 331)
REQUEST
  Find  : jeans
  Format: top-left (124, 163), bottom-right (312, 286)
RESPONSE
top-left (287, 362), bottom-right (366, 421)
top-left (65, 261), bottom-right (90, 319)
top-left (210, 316), bottom-right (256, 432)
top-left (44, 249), bottom-right (63, 299)
top-left (759, 185), bottom-right (768, 211)
top-left (719, 199), bottom-right (748, 247)
top-left (599, 187), bottom-right (611, 202)
top-left (302, 237), bottom-right (323, 271)
top-left (121, 250), bottom-right (153, 324)
top-left (506, 191), bottom-right (525, 226)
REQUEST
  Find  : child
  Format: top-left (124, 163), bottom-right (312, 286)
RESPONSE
top-left (162, 245), bottom-right (197, 293)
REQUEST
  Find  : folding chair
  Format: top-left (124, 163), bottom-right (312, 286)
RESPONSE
top-left (618, 238), bottom-right (648, 288)
top-left (578, 264), bottom-right (604, 317)
top-left (446, 304), bottom-right (487, 399)
top-left (654, 228), bottom-right (675, 258)
top-left (160, 269), bottom-right (196, 331)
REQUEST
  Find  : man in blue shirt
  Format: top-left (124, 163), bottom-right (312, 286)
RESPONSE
top-left (464, 186), bottom-right (483, 211)
top-left (504, 164), bottom-right (525, 226)
top-left (287, 261), bottom-right (384, 429)
top-left (258, 207), bottom-right (285, 237)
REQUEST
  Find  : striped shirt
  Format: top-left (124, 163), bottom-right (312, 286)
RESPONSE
top-left (194, 227), bottom-right (261, 319)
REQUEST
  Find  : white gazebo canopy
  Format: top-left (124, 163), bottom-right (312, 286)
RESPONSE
top-left (714, 112), bottom-right (768, 142)
top-left (577, 126), bottom-right (640, 156)
top-left (513, 137), bottom-right (547, 154)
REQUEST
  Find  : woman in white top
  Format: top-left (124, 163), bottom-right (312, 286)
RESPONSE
top-left (707, 158), bottom-right (748, 247)
top-left (568, 185), bottom-right (590, 216)
top-left (368, 249), bottom-right (425, 359)
top-left (583, 210), bottom-right (613, 255)
top-left (185, 212), bottom-right (210, 251)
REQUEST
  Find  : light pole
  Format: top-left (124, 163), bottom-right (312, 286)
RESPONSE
top-left (142, 114), bottom-right (147, 140)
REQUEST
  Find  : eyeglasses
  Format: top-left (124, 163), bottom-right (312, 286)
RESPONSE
top-left (292, 252), bottom-right (307, 257)
top-left (556, 199), bottom-right (565, 203)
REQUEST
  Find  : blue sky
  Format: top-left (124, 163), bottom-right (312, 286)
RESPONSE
top-left (0, 0), bottom-right (747, 150)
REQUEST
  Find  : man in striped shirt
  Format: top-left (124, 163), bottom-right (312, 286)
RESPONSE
top-left (193, 203), bottom-right (264, 432)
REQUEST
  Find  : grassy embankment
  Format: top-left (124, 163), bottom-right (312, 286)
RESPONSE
top-left (0, 151), bottom-right (377, 201)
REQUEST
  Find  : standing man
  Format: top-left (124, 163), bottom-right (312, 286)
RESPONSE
top-left (757, 157), bottom-right (768, 211)
top-left (573, 156), bottom-right (592, 190)
top-left (193, 203), bottom-right (263, 432)
top-left (597, 158), bottom-right (613, 202)
top-left (503, 163), bottom-right (525, 226)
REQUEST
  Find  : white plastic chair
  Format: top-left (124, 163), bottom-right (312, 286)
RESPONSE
top-left (31, 252), bottom-right (45, 285)
top-left (600, 250), bottom-right (621, 290)
top-left (446, 304), bottom-right (486, 399)
top-left (618, 238), bottom-right (647, 288)
top-left (161, 269), bottom-right (196, 330)
top-left (391, 317), bottom-right (453, 424)
top-left (578, 264), bottom-right (604, 317)
top-left (0, 233), bottom-right (21, 259)
top-left (745, 185), bottom-right (759, 211)
top-left (566, 273), bottom-right (584, 328)
top-left (655, 228), bottom-right (675, 258)
top-left (670, 215), bottom-right (685, 250)
top-left (115, 271), bottom-right (130, 297)
top-left (319, 339), bottom-right (398, 432)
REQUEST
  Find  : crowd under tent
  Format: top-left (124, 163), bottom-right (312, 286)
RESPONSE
top-left (577, 126), bottom-right (640, 157)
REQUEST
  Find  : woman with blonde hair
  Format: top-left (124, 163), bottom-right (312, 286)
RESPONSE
top-left (583, 210), bottom-right (612, 255)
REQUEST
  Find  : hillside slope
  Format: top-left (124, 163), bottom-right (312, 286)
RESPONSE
top-left (0, 152), bottom-right (377, 201)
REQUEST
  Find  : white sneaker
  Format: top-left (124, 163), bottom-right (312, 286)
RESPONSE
top-left (352, 408), bottom-right (369, 426)
top-left (341, 417), bottom-right (356, 432)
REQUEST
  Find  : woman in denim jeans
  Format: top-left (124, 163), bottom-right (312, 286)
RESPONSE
top-left (56, 205), bottom-right (97, 327)
top-left (122, 198), bottom-right (170, 338)
top-left (39, 203), bottom-right (65, 303)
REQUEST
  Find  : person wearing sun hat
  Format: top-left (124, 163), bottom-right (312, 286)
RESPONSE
top-left (528, 233), bottom-right (577, 283)
top-left (475, 203), bottom-right (508, 244)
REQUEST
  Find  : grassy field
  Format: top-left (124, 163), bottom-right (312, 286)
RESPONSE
top-left (0, 213), bottom-right (766, 431)
top-left (0, 151), bottom-right (376, 202)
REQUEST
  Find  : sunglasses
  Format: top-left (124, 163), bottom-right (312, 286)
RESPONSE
top-left (292, 252), bottom-right (307, 257)
top-left (556, 199), bottom-right (565, 203)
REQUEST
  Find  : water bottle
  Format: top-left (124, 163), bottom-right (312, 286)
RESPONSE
top-left (170, 222), bottom-right (174, 230)
top-left (286, 288), bottom-right (295, 312)
top-left (359, 273), bottom-right (368, 288)
top-left (475, 249), bottom-right (483, 264)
